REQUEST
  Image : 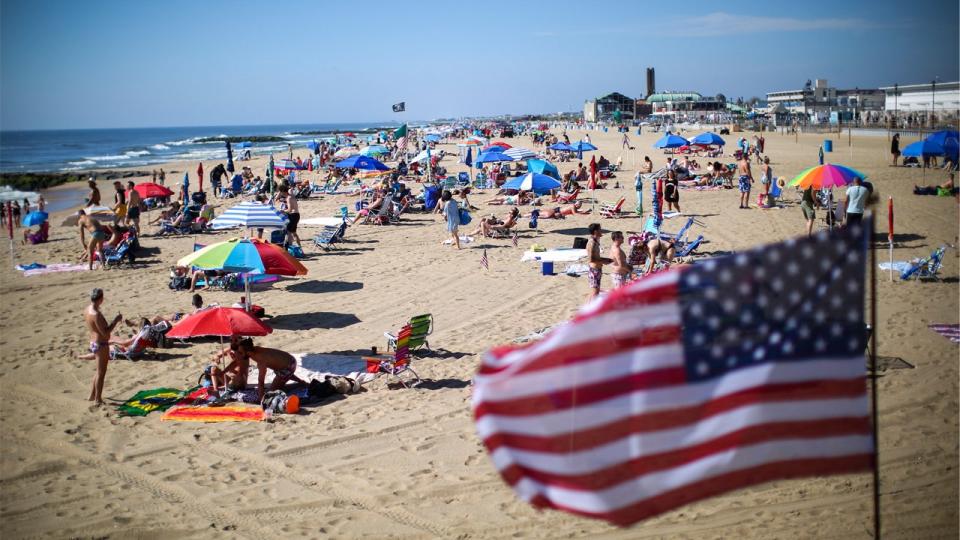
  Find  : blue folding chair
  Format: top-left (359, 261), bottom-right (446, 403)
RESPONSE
top-left (900, 246), bottom-right (946, 281)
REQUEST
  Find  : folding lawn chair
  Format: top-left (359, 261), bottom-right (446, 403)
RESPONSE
top-left (600, 197), bottom-right (626, 218)
top-left (384, 314), bottom-right (432, 354)
top-left (900, 246), bottom-right (946, 281)
top-left (366, 323), bottom-right (422, 388)
top-left (313, 220), bottom-right (347, 251)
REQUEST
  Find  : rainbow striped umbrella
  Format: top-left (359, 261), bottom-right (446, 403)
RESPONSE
top-left (788, 164), bottom-right (868, 189)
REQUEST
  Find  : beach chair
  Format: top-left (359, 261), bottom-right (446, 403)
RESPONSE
top-left (384, 314), bottom-right (432, 355)
top-left (457, 172), bottom-right (471, 187)
top-left (102, 237), bottom-right (136, 268)
top-left (111, 326), bottom-right (154, 361)
top-left (365, 324), bottom-right (421, 388)
top-left (675, 235), bottom-right (703, 258)
top-left (600, 197), bottom-right (626, 218)
top-left (313, 220), bottom-right (347, 251)
top-left (556, 188), bottom-right (580, 204)
top-left (900, 246), bottom-right (946, 281)
top-left (442, 177), bottom-right (457, 190)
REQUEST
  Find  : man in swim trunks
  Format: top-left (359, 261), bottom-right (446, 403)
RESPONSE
top-left (737, 153), bottom-right (753, 209)
top-left (609, 231), bottom-right (632, 288)
top-left (585, 223), bottom-right (613, 300)
top-left (235, 338), bottom-right (306, 402)
top-left (125, 181), bottom-right (142, 231)
top-left (78, 209), bottom-right (108, 270)
top-left (79, 288), bottom-right (122, 407)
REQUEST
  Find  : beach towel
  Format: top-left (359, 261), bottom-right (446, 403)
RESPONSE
top-left (877, 261), bottom-right (914, 273)
top-left (117, 387), bottom-right (187, 417)
top-left (20, 263), bottom-right (90, 277)
top-left (246, 353), bottom-right (377, 386)
top-left (161, 403), bottom-right (264, 422)
top-left (443, 235), bottom-right (474, 245)
top-left (929, 324), bottom-right (960, 343)
top-left (521, 248), bottom-right (587, 263)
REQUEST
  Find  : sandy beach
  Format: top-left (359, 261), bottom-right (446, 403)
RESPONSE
top-left (1, 127), bottom-right (957, 539)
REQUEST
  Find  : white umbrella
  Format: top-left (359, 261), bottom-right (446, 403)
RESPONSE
top-left (409, 149), bottom-right (433, 163)
top-left (209, 201), bottom-right (288, 230)
top-left (504, 147), bottom-right (537, 160)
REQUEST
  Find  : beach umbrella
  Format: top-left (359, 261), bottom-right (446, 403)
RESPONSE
top-left (209, 201), bottom-right (288, 230)
top-left (943, 137), bottom-right (959, 162)
top-left (334, 155), bottom-right (390, 171)
top-left (306, 141), bottom-right (321, 152)
top-left (360, 145), bottom-right (390, 157)
top-left (276, 158), bottom-right (300, 170)
top-left (901, 139), bottom-right (945, 158)
top-left (548, 142), bottom-right (574, 152)
top-left (653, 134), bottom-right (689, 149)
top-left (197, 163), bottom-right (204, 192)
top-left (424, 134), bottom-right (441, 143)
top-left (457, 139), bottom-right (484, 147)
top-left (589, 156), bottom-right (598, 190)
top-left (490, 141), bottom-right (512, 149)
top-left (482, 143), bottom-right (509, 153)
top-left (501, 173), bottom-right (561, 195)
top-left (166, 307), bottom-right (272, 339)
top-left (504, 147), bottom-right (537, 161)
top-left (526, 158), bottom-right (560, 180)
top-left (226, 141), bottom-right (235, 173)
top-left (178, 237), bottom-right (306, 276)
top-left (475, 150), bottom-right (515, 164)
top-left (21, 210), bottom-right (48, 227)
top-left (570, 141), bottom-right (598, 152)
top-left (235, 141), bottom-right (252, 149)
top-left (409, 149), bottom-right (432, 163)
top-left (690, 132), bottom-right (726, 146)
top-left (788, 163), bottom-right (868, 189)
top-left (133, 182), bottom-right (174, 199)
top-left (925, 130), bottom-right (959, 147)
top-left (61, 205), bottom-right (114, 227)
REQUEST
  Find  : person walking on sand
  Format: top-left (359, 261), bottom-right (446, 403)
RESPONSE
top-left (125, 181), bottom-right (142, 231)
top-left (609, 231), bottom-right (632, 289)
top-left (77, 209), bottom-right (108, 270)
top-left (112, 181), bottom-right (127, 225)
top-left (585, 223), bottom-right (613, 300)
top-left (844, 177), bottom-right (868, 227)
top-left (890, 133), bottom-right (901, 166)
top-left (622, 132), bottom-right (631, 149)
top-left (737, 153), bottom-right (753, 209)
top-left (440, 190), bottom-right (461, 249)
top-left (800, 186), bottom-right (816, 237)
top-left (79, 288), bottom-right (122, 407)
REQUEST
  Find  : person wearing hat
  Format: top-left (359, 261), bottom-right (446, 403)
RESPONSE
top-left (78, 288), bottom-right (122, 407)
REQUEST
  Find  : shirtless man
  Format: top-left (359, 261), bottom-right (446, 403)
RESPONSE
top-left (737, 153), bottom-right (753, 209)
top-left (281, 185), bottom-right (302, 247)
top-left (86, 179), bottom-right (101, 206)
top-left (609, 231), bottom-right (632, 288)
top-left (585, 223), bottom-right (613, 299)
top-left (77, 209), bottom-right (108, 270)
top-left (125, 181), bottom-right (142, 231)
top-left (79, 288), bottom-right (122, 406)
top-left (535, 201), bottom-right (591, 219)
top-left (235, 338), bottom-right (306, 402)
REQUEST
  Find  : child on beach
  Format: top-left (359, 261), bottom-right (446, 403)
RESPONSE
top-left (210, 338), bottom-right (250, 394)
top-left (235, 338), bottom-right (305, 402)
top-left (737, 154), bottom-right (753, 209)
top-left (609, 231), bottom-right (632, 288)
top-left (440, 190), bottom-right (461, 249)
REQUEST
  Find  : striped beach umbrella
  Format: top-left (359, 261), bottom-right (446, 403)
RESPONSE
top-left (177, 237), bottom-right (306, 276)
top-left (504, 147), bottom-right (537, 161)
top-left (788, 164), bottom-right (868, 189)
top-left (208, 201), bottom-right (288, 230)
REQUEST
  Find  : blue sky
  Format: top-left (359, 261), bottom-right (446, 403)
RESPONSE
top-left (1, 0), bottom-right (957, 130)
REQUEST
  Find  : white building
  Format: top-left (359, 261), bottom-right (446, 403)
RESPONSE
top-left (881, 81), bottom-right (960, 124)
top-left (766, 79), bottom-right (885, 124)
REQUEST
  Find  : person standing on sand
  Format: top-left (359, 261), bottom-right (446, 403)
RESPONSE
top-left (844, 177), bottom-right (868, 227)
top-left (586, 223), bottom-right (612, 300)
top-left (112, 181), bottom-right (127, 225)
top-left (281, 185), bottom-right (302, 248)
top-left (125, 181), bottom-right (142, 231)
top-left (890, 133), bottom-right (901, 166)
top-left (37, 196), bottom-right (46, 212)
top-left (86, 179), bottom-right (101, 206)
top-left (737, 153), bottom-right (753, 209)
top-left (158, 168), bottom-right (166, 186)
top-left (77, 209), bottom-right (108, 270)
top-left (152, 169), bottom-right (157, 183)
top-left (11, 201), bottom-right (21, 228)
top-left (79, 287), bottom-right (122, 407)
top-left (800, 186), bottom-right (816, 237)
top-left (609, 231), bottom-right (632, 289)
top-left (622, 132), bottom-right (631, 149)
top-left (440, 190), bottom-right (461, 249)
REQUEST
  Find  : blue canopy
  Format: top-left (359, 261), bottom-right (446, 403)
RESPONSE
top-left (22, 210), bottom-right (48, 227)
top-left (360, 145), bottom-right (390, 156)
top-left (475, 150), bottom-right (515, 164)
top-left (902, 139), bottom-right (945, 158)
top-left (235, 141), bottom-right (252, 148)
top-left (501, 172), bottom-right (561, 195)
top-left (569, 141), bottom-right (598, 152)
top-left (306, 141), bottom-right (320, 151)
top-left (654, 134), bottom-right (690, 149)
top-left (526, 158), bottom-right (559, 180)
top-left (334, 155), bottom-right (390, 171)
top-left (548, 142), bottom-right (574, 151)
top-left (943, 137), bottom-right (959, 161)
top-left (690, 132), bottom-right (725, 146)
top-left (926, 130), bottom-right (960, 147)
top-left (424, 134), bottom-right (441, 142)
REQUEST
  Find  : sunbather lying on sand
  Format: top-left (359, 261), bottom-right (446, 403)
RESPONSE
top-left (488, 191), bottom-right (535, 206)
top-left (534, 201), bottom-right (591, 219)
top-left (470, 208), bottom-right (520, 237)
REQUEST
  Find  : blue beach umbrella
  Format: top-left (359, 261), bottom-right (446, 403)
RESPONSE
top-left (653, 134), bottom-right (690, 149)
top-left (925, 130), bottom-right (959, 147)
top-left (21, 210), bottom-right (48, 227)
top-left (570, 141), bottom-right (597, 160)
top-left (360, 145), bottom-right (390, 157)
top-left (548, 142), bottom-right (574, 151)
top-left (465, 147), bottom-right (473, 168)
top-left (501, 173), bottom-right (562, 195)
top-left (475, 150), bottom-right (515, 164)
top-left (901, 139), bottom-right (945, 158)
top-left (182, 172), bottom-right (189, 203)
top-left (226, 141), bottom-right (235, 173)
top-left (690, 132), bottom-right (725, 146)
top-left (334, 155), bottom-right (390, 171)
top-left (306, 141), bottom-right (320, 152)
top-left (424, 134), bottom-right (441, 143)
top-left (526, 159), bottom-right (559, 180)
top-left (235, 141), bottom-right (252, 149)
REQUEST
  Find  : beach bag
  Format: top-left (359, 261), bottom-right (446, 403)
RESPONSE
top-left (458, 208), bottom-right (472, 225)
top-left (287, 245), bottom-right (304, 258)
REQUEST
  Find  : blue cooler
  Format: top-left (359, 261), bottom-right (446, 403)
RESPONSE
top-left (823, 139), bottom-right (833, 152)
top-left (541, 261), bottom-right (554, 275)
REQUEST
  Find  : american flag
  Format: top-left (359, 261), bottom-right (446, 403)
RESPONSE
top-left (512, 232), bottom-right (519, 248)
top-left (473, 223), bottom-right (873, 526)
top-left (480, 249), bottom-right (489, 270)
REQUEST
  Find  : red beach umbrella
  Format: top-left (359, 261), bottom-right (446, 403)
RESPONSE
top-left (133, 182), bottom-right (174, 199)
top-left (166, 307), bottom-right (272, 339)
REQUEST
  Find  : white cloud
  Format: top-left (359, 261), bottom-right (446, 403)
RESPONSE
top-left (677, 12), bottom-right (876, 36)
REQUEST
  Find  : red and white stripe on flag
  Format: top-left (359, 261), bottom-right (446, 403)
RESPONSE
top-left (473, 225), bottom-right (874, 526)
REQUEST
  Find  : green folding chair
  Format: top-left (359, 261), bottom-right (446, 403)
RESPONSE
top-left (384, 314), bottom-right (433, 354)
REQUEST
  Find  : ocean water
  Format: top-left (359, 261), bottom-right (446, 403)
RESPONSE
top-left (0, 122), bottom-right (403, 174)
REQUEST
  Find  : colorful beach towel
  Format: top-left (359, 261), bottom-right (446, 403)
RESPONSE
top-left (929, 324), bottom-right (960, 343)
top-left (117, 387), bottom-right (187, 417)
top-left (161, 404), bottom-right (264, 422)
top-left (20, 263), bottom-right (90, 276)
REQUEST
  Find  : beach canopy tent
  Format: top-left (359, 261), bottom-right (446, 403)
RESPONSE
top-left (526, 159), bottom-right (560, 180)
top-left (133, 182), bottom-right (174, 199)
top-left (208, 201), bottom-right (289, 230)
top-left (475, 150), bottom-right (515, 164)
top-left (335, 155), bottom-right (390, 171)
top-left (501, 173), bottom-right (561, 195)
top-left (788, 163), bottom-right (868, 189)
top-left (653, 134), bottom-right (690, 149)
top-left (360, 145), bottom-right (390, 157)
top-left (901, 139), bottom-right (945, 158)
top-left (166, 307), bottom-right (272, 339)
top-left (690, 132), bottom-right (726, 146)
top-left (504, 147), bottom-right (537, 161)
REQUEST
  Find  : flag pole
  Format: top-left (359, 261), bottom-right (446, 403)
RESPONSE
top-left (868, 214), bottom-right (882, 540)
